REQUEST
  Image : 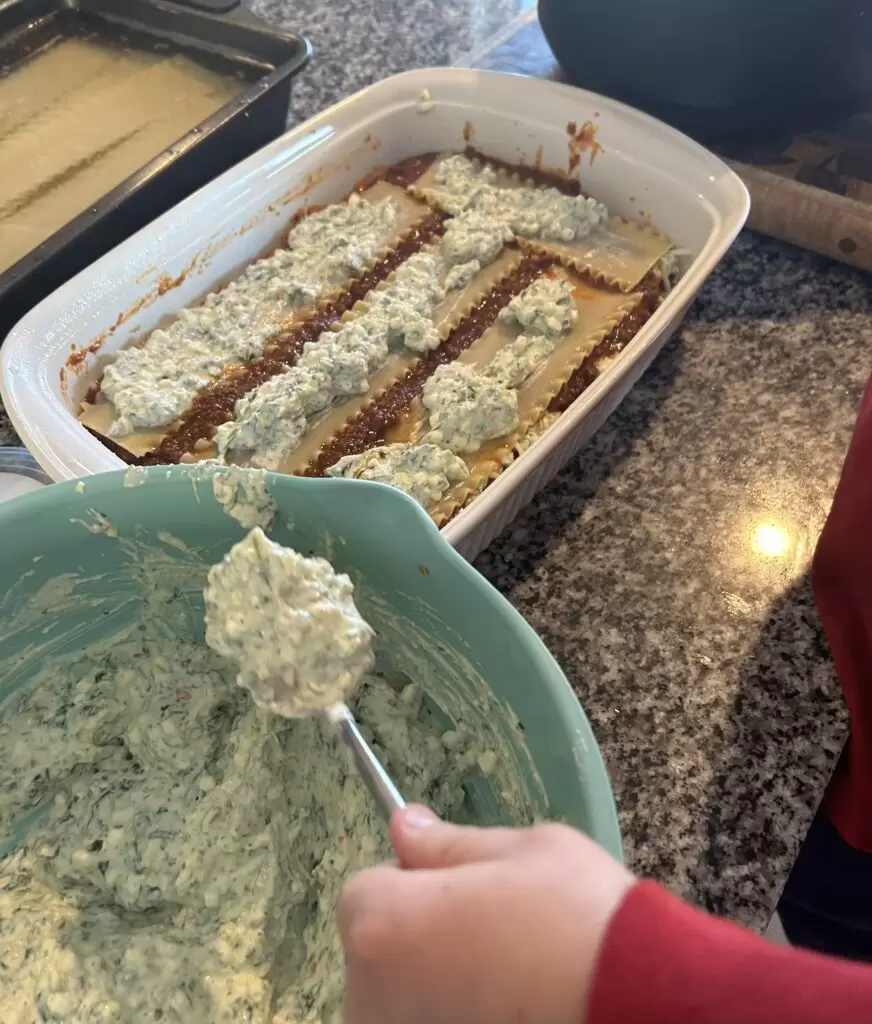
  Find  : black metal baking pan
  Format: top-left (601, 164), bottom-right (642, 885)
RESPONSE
top-left (0, 0), bottom-right (310, 340)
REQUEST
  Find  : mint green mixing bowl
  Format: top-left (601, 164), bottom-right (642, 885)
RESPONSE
top-left (0, 467), bottom-right (621, 858)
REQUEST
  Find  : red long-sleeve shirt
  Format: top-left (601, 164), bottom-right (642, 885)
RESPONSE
top-left (588, 881), bottom-right (872, 1023)
top-left (812, 375), bottom-right (872, 854)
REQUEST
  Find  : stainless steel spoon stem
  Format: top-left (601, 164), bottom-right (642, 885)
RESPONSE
top-left (327, 703), bottom-right (406, 820)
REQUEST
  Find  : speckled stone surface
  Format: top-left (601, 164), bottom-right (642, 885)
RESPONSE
top-left (0, 3), bottom-right (867, 933)
top-left (247, 0), bottom-right (535, 124)
top-left (0, 411), bottom-right (16, 448)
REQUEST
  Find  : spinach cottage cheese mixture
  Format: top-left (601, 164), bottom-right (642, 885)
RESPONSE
top-left (0, 576), bottom-right (494, 1022)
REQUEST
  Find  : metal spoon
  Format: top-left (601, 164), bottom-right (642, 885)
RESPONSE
top-left (203, 528), bottom-right (406, 822)
top-left (325, 703), bottom-right (405, 820)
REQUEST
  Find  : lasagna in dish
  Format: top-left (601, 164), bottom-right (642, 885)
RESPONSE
top-left (79, 150), bottom-right (681, 523)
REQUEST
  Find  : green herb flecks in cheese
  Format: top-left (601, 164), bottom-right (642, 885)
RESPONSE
top-left (422, 363), bottom-right (519, 455)
top-left (210, 464), bottom-right (277, 531)
top-left (325, 443), bottom-right (468, 507)
top-left (430, 154), bottom-right (608, 243)
top-left (498, 276), bottom-right (577, 337)
top-left (439, 209), bottom-right (513, 291)
top-left (484, 277), bottom-right (578, 389)
top-left (482, 333), bottom-right (560, 390)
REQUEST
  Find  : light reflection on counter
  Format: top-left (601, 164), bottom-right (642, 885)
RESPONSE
top-left (711, 473), bottom-right (825, 615)
top-left (751, 522), bottom-right (791, 559)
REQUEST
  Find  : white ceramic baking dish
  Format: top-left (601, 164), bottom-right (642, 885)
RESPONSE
top-left (0, 67), bottom-right (748, 560)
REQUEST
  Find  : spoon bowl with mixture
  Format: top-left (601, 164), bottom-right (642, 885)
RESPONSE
top-left (203, 526), bottom-right (406, 819)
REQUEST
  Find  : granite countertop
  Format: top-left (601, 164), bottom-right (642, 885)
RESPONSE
top-left (0, 2), bottom-right (865, 933)
top-left (250, 0), bottom-right (537, 123)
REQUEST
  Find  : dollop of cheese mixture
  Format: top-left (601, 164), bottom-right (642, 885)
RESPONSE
top-left (429, 154), bottom-right (609, 242)
top-left (498, 275), bottom-right (579, 338)
top-left (0, 603), bottom-right (493, 1022)
top-left (209, 464), bottom-right (278, 531)
top-left (204, 528), bottom-right (374, 717)
top-left (440, 209), bottom-right (512, 291)
top-left (422, 362), bottom-right (519, 454)
top-left (102, 197), bottom-right (401, 436)
top-left (326, 442), bottom-right (467, 506)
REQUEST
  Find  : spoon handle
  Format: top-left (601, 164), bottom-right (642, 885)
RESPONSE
top-left (328, 703), bottom-right (406, 820)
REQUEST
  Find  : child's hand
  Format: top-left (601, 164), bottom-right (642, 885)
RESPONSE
top-left (339, 805), bottom-right (635, 1024)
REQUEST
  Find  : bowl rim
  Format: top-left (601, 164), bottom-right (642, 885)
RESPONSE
top-left (0, 467), bottom-right (623, 859)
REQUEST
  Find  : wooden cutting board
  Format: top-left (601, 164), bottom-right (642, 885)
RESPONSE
top-left (720, 116), bottom-right (872, 272)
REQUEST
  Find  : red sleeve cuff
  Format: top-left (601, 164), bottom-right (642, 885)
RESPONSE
top-left (587, 880), bottom-right (872, 1024)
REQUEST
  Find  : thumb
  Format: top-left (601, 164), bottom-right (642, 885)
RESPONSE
top-left (391, 804), bottom-right (526, 869)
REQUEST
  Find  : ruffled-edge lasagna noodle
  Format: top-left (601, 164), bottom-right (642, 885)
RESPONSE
top-left (78, 150), bottom-right (683, 523)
